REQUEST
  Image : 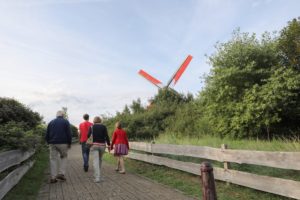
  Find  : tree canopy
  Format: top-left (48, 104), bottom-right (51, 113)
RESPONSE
top-left (0, 97), bottom-right (44, 150)
top-left (199, 18), bottom-right (300, 139)
top-left (0, 97), bottom-right (42, 129)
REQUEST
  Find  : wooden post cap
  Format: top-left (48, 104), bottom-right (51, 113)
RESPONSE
top-left (200, 161), bottom-right (213, 172)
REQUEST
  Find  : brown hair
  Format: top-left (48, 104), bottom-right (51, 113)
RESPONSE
top-left (115, 121), bottom-right (122, 129)
top-left (83, 114), bottom-right (89, 120)
top-left (93, 116), bottom-right (102, 123)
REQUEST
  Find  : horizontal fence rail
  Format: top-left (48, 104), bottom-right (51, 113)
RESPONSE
top-left (0, 150), bottom-right (35, 199)
top-left (0, 150), bottom-right (35, 173)
top-left (128, 142), bottom-right (300, 199)
top-left (130, 142), bottom-right (300, 170)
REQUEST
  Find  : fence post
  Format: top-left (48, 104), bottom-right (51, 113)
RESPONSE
top-left (221, 144), bottom-right (230, 170)
top-left (200, 162), bottom-right (217, 200)
top-left (221, 144), bottom-right (230, 185)
top-left (150, 140), bottom-right (155, 165)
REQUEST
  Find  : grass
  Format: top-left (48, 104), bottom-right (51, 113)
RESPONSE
top-left (155, 134), bottom-right (300, 151)
top-left (103, 153), bottom-right (291, 200)
top-left (3, 147), bottom-right (49, 200)
top-left (103, 135), bottom-right (299, 199)
top-left (155, 134), bottom-right (300, 180)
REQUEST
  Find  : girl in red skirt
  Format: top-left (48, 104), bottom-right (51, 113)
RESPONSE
top-left (110, 121), bottom-right (129, 174)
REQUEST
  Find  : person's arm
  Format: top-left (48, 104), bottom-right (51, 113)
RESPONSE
top-left (45, 122), bottom-right (50, 144)
top-left (104, 127), bottom-right (110, 146)
top-left (87, 126), bottom-right (92, 138)
top-left (124, 130), bottom-right (129, 150)
top-left (110, 131), bottom-right (116, 150)
top-left (66, 121), bottom-right (72, 146)
top-left (78, 124), bottom-right (81, 138)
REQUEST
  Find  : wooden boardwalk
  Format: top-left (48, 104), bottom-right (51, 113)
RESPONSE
top-left (37, 144), bottom-right (196, 200)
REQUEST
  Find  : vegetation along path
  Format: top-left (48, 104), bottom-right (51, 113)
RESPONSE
top-left (37, 144), bottom-right (196, 200)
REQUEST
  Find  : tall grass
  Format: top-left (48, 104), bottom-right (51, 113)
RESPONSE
top-left (156, 133), bottom-right (300, 151)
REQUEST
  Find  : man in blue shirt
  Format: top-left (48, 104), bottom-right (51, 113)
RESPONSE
top-left (46, 110), bottom-right (72, 183)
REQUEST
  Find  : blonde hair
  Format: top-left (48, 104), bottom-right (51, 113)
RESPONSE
top-left (93, 116), bottom-right (102, 123)
top-left (115, 121), bottom-right (122, 129)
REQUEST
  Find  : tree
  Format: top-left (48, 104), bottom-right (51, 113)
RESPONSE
top-left (0, 98), bottom-right (44, 150)
top-left (130, 98), bottom-right (145, 114)
top-left (199, 22), bottom-right (300, 139)
top-left (278, 17), bottom-right (300, 70)
top-left (200, 30), bottom-right (278, 138)
top-left (152, 88), bottom-right (192, 106)
top-left (122, 105), bottom-right (131, 115)
top-left (62, 107), bottom-right (68, 119)
top-left (0, 97), bottom-right (42, 129)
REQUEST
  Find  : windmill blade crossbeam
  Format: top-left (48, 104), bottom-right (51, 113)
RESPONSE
top-left (138, 55), bottom-right (193, 90)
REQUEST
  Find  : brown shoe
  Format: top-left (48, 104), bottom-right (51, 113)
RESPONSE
top-left (50, 178), bottom-right (57, 183)
top-left (56, 174), bottom-right (66, 181)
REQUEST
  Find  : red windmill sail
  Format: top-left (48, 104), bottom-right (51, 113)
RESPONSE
top-left (138, 69), bottom-right (162, 88)
top-left (172, 55), bottom-right (193, 85)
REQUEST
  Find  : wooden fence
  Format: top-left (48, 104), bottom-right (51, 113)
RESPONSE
top-left (0, 149), bottom-right (35, 200)
top-left (128, 142), bottom-right (300, 199)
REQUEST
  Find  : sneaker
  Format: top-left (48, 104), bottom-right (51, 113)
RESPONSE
top-left (115, 168), bottom-right (119, 172)
top-left (50, 178), bottom-right (57, 183)
top-left (119, 171), bottom-right (126, 174)
top-left (56, 174), bottom-right (66, 181)
top-left (94, 179), bottom-right (100, 183)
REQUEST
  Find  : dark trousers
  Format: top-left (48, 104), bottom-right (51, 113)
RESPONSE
top-left (81, 142), bottom-right (90, 167)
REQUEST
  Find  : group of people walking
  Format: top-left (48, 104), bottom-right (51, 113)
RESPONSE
top-left (45, 111), bottom-right (129, 183)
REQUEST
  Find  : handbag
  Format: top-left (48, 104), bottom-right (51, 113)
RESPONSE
top-left (86, 125), bottom-right (93, 148)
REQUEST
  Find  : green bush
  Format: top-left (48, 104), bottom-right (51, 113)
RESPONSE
top-left (0, 97), bottom-right (44, 150)
top-left (0, 122), bottom-right (45, 150)
top-left (70, 124), bottom-right (78, 138)
top-left (0, 98), bottom-right (42, 129)
top-left (104, 89), bottom-right (193, 140)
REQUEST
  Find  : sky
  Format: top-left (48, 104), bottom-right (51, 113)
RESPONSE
top-left (0, 0), bottom-right (299, 126)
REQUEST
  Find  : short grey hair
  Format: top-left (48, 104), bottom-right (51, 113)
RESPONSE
top-left (56, 110), bottom-right (65, 117)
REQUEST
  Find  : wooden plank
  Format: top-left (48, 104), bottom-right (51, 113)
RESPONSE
top-left (152, 144), bottom-right (222, 161)
top-left (222, 149), bottom-right (300, 170)
top-left (214, 168), bottom-right (300, 200)
top-left (130, 142), bottom-right (300, 170)
top-left (127, 152), bottom-right (200, 175)
top-left (127, 152), bottom-right (300, 200)
top-left (0, 161), bottom-right (35, 199)
top-left (129, 142), bottom-right (152, 153)
top-left (129, 142), bottom-right (222, 160)
top-left (0, 149), bottom-right (35, 173)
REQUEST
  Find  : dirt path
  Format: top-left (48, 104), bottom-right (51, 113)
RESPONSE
top-left (37, 144), bottom-right (196, 200)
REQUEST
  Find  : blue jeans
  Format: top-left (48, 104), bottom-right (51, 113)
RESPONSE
top-left (81, 142), bottom-right (90, 167)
